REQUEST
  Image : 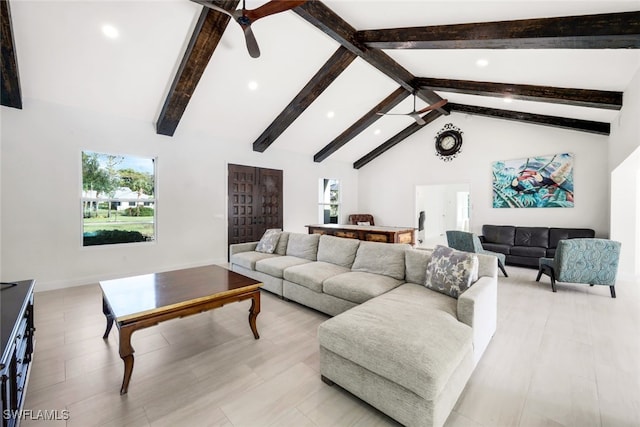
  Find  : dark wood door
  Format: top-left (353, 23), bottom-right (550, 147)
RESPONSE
top-left (228, 164), bottom-right (283, 246)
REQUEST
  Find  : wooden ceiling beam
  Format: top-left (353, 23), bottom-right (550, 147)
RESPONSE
top-left (353, 110), bottom-right (443, 169)
top-left (1, 0), bottom-right (22, 109)
top-left (314, 86), bottom-right (410, 162)
top-left (156, 0), bottom-right (239, 136)
top-left (357, 11), bottom-right (640, 49)
top-left (252, 46), bottom-right (356, 152)
top-left (293, 1), bottom-right (446, 108)
top-left (416, 77), bottom-right (623, 110)
top-left (448, 103), bottom-right (610, 135)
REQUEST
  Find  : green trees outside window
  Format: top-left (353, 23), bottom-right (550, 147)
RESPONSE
top-left (82, 151), bottom-right (156, 246)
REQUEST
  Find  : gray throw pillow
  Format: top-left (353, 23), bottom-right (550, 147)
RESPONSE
top-left (255, 229), bottom-right (282, 254)
top-left (425, 245), bottom-right (479, 298)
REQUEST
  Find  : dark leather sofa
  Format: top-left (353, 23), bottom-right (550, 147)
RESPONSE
top-left (480, 225), bottom-right (595, 268)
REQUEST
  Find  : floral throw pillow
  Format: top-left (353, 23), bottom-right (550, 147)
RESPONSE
top-left (255, 229), bottom-right (282, 254)
top-left (425, 245), bottom-right (479, 298)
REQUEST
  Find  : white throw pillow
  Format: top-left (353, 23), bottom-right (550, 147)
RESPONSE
top-left (357, 221), bottom-right (371, 226)
top-left (255, 229), bottom-right (282, 254)
top-left (425, 245), bottom-right (479, 298)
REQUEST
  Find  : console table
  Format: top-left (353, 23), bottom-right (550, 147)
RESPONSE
top-left (307, 224), bottom-right (415, 245)
top-left (1, 280), bottom-right (35, 427)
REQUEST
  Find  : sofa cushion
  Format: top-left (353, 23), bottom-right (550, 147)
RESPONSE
top-left (482, 225), bottom-right (515, 245)
top-left (275, 232), bottom-right (290, 255)
top-left (548, 228), bottom-right (595, 248)
top-left (317, 235), bottom-right (361, 268)
top-left (510, 246), bottom-right (546, 258)
top-left (230, 251), bottom-right (280, 271)
top-left (255, 228), bottom-right (281, 253)
top-left (318, 283), bottom-right (472, 400)
top-left (283, 261), bottom-right (350, 293)
top-left (323, 271), bottom-right (403, 304)
top-left (285, 233), bottom-right (320, 261)
top-left (255, 256), bottom-right (311, 279)
top-left (425, 245), bottom-right (479, 299)
top-left (404, 248), bottom-right (433, 285)
top-left (351, 241), bottom-right (410, 280)
top-left (515, 227), bottom-right (549, 248)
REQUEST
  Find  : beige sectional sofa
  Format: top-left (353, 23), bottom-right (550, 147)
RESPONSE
top-left (229, 232), bottom-right (498, 427)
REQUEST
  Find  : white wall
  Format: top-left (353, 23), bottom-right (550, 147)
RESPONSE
top-left (610, 67), bottom-right (640, 280)
top-left (0, 99), bottom-right (358, 291)
top-left (358, 113), bottom-right (610, 237)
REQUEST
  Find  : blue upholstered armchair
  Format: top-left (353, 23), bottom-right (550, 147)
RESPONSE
top-left (535, 238), bottom-right (621, 298)
top-left (446, 230), bottom-right (508, 277)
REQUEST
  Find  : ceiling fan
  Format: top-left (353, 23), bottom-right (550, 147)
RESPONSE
top-left (377, 92), bottom-right (448, 125)
top-left (192, 0), bottom-right (308, 58)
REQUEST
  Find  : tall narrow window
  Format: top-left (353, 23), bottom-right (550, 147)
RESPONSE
top-left (82, 151), bottom-right (156, 246)
top-left (318, 178), bottom-right (340, 224)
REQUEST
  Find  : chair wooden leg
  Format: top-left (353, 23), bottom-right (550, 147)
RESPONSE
top-left (499, 262), bottom-right (508, 277)
top-left (535, 268), bottom-right (543, 282)
top-left (549, 268), bottom-right (557, 292)
top-left (610, 286), bottom-right (616, 298)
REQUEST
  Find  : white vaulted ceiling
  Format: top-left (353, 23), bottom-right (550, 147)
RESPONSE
top-left (6, 0), bottom-right (640, 164)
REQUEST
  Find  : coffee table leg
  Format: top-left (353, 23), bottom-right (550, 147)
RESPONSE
top-left (118, 326), bottom-right (135, 394)
top-left (102, 297), bottom-right (114, 339)
top-left (248, 291), bottom-right (261, 339)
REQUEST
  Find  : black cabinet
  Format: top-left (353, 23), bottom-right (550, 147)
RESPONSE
top-left (1, 280), bottom-right (35, 427)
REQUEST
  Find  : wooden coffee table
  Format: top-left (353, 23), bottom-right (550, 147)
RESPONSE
top-left (99, 265), bottom-right (262, 394)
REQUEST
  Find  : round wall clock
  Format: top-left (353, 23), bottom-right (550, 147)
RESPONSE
top-left (435, 123), bottom-right (463, 162)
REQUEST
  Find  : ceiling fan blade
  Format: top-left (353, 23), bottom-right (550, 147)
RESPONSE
top-left (415, 99), bottom-right (449, 114)
top-left (192, 0), bottom-right (235, 18)
top-left (409, 113), bottom-right (427, 125)
top-left (245, 0), bottom-right (308, 22)
top-left (241, 24), bottom-right (261, 58)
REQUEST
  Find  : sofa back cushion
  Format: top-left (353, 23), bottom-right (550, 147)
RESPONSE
top-left (275, 232), bottom-right (289, 255)
top-left (317, 235), bottom-right (361, 268)
top-left (482, 225), bottom-right (515, 245)
top-left (548, 228), bottom-right (595, 248)
top-left (514, 227), bottom-right (549, 248)
top-left (351, 241), bottom-right (410, 280)
top-left (285, 233), bottom-right (320, 261)
top-left (404, 248), bottom-right (433, 285)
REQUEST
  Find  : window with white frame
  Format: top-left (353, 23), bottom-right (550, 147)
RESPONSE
top-left (318, 178), bottom-right (340, 224)
top-left (81, 151), bottom-right (156, 246)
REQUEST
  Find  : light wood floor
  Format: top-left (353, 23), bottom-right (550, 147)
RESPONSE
top-left (21, 266), bottom-right (640, 427)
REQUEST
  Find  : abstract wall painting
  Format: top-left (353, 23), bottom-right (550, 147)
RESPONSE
top-left (492, 153), bottom-right (574, 208)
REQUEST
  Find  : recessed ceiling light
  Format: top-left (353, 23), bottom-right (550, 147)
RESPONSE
top-left (101, 24), bottom-right (119, 39)
top-left (373, 129), bottom-right (381, 135)
top-left (248, 81), bottom-right (258, 90)
top-left (476, 58), bottom-right (489, 68)
top-left (326, 111), bottom-right (335, 119)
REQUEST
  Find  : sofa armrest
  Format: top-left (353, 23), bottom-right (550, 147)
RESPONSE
top-left (457, 276), bottom-right (497, 365)
top-left (229, 241), bottom-right (258, 256)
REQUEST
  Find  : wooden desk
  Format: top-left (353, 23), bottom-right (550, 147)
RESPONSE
top-left (100, 265), bottom-right (262, 394)
top-left (307, 224), bottom-right (415, 245)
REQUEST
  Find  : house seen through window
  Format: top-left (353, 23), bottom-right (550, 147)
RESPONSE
top-left (82, 151), bottom-right (156, 246)
top-left (319, 178), bottom-right (340, 224)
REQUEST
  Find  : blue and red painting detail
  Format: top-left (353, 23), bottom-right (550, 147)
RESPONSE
top-left (492, 153), bottom-right (574, 208)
